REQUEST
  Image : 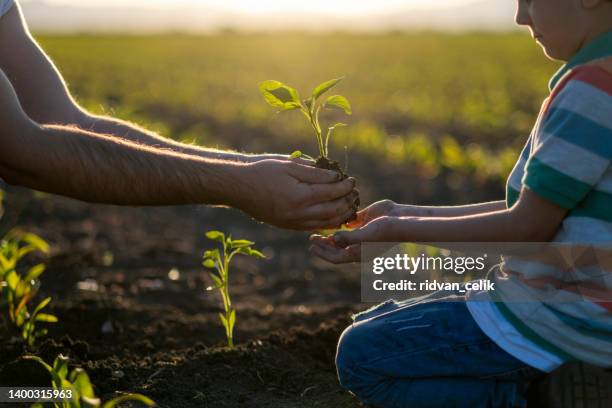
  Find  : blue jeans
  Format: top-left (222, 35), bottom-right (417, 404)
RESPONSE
top-left (336, 290), bottom-right (543, 408)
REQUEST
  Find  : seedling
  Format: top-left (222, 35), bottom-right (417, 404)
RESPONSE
top-left (259, 77), bottom-right (352, 174)
top-left (0, 229), bottom-right (57, 348)
top-left (26, 354), bottom-right (155, 408)
top-left (202, 231), bottom-right (265, 349)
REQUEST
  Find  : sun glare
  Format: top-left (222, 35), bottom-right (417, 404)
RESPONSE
top-left (47, 0), bottom-right (473, 15)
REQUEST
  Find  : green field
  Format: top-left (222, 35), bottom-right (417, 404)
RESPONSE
top-left (37, 32), bottom-right (559, 191)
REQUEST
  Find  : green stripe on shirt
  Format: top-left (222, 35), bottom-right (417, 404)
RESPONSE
top-left (523, 157), bottom-right (592, 209)
top-left (573, 189), bottom-right (612, 223)
top-left (490, 292), bottom-right (576, 362)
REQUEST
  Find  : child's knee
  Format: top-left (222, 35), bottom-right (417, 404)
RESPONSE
top-left (352, 299), bottom-right (398, 322)
top-left (335, 322), bottom-right (377, 395)
top-left (335, 324), bottom-right (356, 387)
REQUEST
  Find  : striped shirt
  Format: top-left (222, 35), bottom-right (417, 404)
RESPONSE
top-left (469, 59), bottom-right (612, 369)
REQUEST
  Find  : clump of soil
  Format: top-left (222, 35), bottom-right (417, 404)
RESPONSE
top-left (315, 156), bottom-right (360, 222)
top-left (315, 157), bottom-right (346, 178)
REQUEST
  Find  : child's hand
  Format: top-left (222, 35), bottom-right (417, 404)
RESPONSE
top-left (347, 200), bottom-right (402, 229)
top-left (310, 216), bottom-right (398, 263)
top-left (309, 233), bottom-right (361, 263)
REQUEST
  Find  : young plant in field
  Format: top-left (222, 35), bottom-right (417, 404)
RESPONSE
top-left (202, 230), bottom-right (265, 349)
top-left (26, 354), bottom-right (155, 408)
top-left (0, 229), bottom-right (57, 348)
top-left (259, 77), bottom-right (352, 173)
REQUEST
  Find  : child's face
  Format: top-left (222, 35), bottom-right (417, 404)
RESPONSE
top-left (515, 0), bottom-right (587, 61)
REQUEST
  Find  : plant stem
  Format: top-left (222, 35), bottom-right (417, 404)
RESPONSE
top-left (227, 309), bottom-right (233, 349)
top-left (302, 107), bottom-right (325, 158)
top-left (223, 244), bottom-right (233, 349)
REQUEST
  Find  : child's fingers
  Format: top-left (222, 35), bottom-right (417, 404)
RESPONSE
top-left (333, 229), bottom-right (366, 248)
top-left (309, 235), bottom-right (336, 249)
top-left (309, 243), bottom-right (361, 264)
top-left (345, 208), bottom-right (368, 228)
top-left (334, 217), bottom-right (393, 247)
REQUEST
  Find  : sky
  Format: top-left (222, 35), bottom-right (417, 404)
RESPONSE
top-left (39, 0), bottom-right (475, 15)
top-left (20, 0), bottom-right (517, 32)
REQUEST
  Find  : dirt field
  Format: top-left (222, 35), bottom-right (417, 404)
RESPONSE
top-left (0, 146), bottom-right (505, 407)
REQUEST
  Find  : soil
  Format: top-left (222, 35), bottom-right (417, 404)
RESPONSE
top-left (0, 188), bottom-right (367, 408)
top-left (314, 157), bottom-right (360, 221)
top-left (0, 153), bottom-right (504, 407)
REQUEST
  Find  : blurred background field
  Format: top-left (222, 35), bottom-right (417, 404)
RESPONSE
top-left (1, 30), bottom-right (562, 406)
top-left (38, 32), bottom-right (559, 205)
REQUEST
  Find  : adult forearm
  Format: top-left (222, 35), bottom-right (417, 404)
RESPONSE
top-left (79, 113), bottom-right (254, 162)
top-left (397, 200), bottom-right (506, 218)
top-left (4, 122), bottom-right (247, 206)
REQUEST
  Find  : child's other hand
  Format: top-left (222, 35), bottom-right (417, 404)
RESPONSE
top-left (309, 233), bottom-right (361, 263)
top-left (309, 216), bottom-right (397, 264)
top-left (347, 200), bottom-right (400, 229)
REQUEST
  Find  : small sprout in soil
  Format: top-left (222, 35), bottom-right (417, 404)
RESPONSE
top-left (25, 354), bottom-right (156, 408)
top-left (0, 229), bottom-right (57, 348)
top-left (259, 77), bottom-right (352, 175)
top-left (202, 230), bottom-right (265, 349)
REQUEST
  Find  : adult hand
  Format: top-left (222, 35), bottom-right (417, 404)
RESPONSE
top-left (236, 159), bottom-right (358, 230)
top-left (310, 216), bottom-right (407, 263)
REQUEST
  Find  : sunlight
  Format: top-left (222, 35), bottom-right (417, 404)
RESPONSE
top-left (216, 0), bottom-right (470, 14)
top-left (43, 0), bottom-right (475, 15)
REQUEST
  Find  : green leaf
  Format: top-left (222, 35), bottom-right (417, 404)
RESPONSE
top-left (21, 233), bottom-right (50, 254)
top-left (203, 248), bottom-right (220, 261)
top-left (259, 80), bottom-right (301, 111)
top-left (205, 231), bottom-right (225, 244)
top-left (35, 313), bottom-right (58, 323)
top-left (236, 247), bottom-right (266, 259)
top-left (229, 239), bottom-right (254, 249)
top-left (83, 395), bottom-right (103, 406)
top-left (70, 368), bottom-right (97, 399)
top-left (228, 309), bottom-right (236, 333)
top-left (203, 259), bottom-right (216, 269)
top-left (6, 270), bottom-right (19, 291)
top-left (17, 246), bottom-right (37, 260)
top-left (102, 393), bottom-right (155, 408)
top-left (219, 313), bottom-right (228, 330)
top-left (32, 297), bottom-right (52, 317)
top-left (0, 253), bottom-right (10, 271)
top-left (289, 151), bottom-right (303, 159)
top-left (323, 95), bottom-right (352, 115)
top-left (209, 273), bottom-right (223, 289)
top-left (15, 278), bottom-right (31, 298)
top-left (53, 355), bottom-right (69, 381)
top-left (24, 264), bottom-right (45, 282)
top-left (312, 77), bottom-right (344, 101)
top-left (247, 249), bottom-right (266, 259)
top-left (22, 355), bottom-right (53, 372)
top-left (16, 310), bottom-right (27, 328)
